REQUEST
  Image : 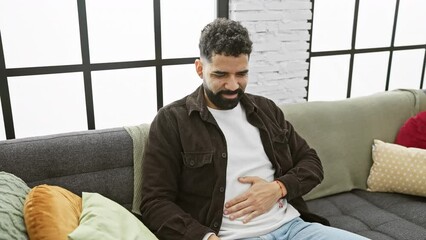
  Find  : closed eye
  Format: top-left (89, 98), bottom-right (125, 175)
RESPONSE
top-left (237, 71), bottom-right (248, 77)
top-left (212, 71), bottom-right (227, 78)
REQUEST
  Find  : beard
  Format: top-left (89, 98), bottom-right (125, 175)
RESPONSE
top-left (203, 82), bottom-right (244, 110)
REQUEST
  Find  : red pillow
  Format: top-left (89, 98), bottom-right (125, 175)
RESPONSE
top-left (395, 111), bottom-right (426, 149)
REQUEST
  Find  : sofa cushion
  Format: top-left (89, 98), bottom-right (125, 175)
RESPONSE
top-left (367, 139), bottom-right (426, 197)
top-left (0, 171), bottom-right (30, 240)
top-left (395, 111), bottom-right (426, 149)
top-left (306, 190), bottom-right (426, 240)
top-left (24, 185), bottom-right (82, 240)
top-left (0, 128), bottom-right (134, 210)
top-left (282, 89), bottom-right (426, 200)
top-left (68, 192), bottom-right (158, 240)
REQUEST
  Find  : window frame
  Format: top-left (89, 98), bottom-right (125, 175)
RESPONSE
top-left (307, 0), bottom-right (426, 101)
top-left (0, 0), bottom-right (229, 139)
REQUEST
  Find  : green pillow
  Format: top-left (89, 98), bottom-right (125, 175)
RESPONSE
top-left (68, 192), bottom-right (158, 240)
top-left (0, 171), bottom-right (30, 240)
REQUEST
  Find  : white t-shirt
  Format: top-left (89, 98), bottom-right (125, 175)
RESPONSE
top-left (208, 103), bottom-right (300, 240)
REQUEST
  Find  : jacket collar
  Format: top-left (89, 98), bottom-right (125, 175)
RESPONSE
top-left (186, 85), bottom-right (257, 120)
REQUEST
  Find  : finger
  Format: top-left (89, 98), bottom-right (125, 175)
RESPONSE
top-left (242, 210), bottom-right (259, 224)
top-left (224, 197), bottom-right (251, 214)
top-left (238, 176), bottom-right (259, 184)
top-left (224, 192), bottom-right (248, 208)
top-left (229, 205), bottom-right (255, 220)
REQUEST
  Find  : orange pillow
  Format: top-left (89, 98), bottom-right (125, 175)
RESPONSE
top-left (24, 185), bottom-right (82, 240)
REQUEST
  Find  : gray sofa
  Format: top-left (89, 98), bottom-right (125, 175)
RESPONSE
top-left (1, 89), bottom-right (425, 240)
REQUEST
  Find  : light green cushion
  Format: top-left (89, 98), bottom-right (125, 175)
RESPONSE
top-left (0, 171), bottom-right (30, 240)
top-left (281, 89), bottom-right (426, 200)
top-left (68, 192), bottom-right (157, 240)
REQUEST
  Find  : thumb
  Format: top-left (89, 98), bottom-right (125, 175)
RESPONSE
top-left (238, 176), bottom-right (259, 184)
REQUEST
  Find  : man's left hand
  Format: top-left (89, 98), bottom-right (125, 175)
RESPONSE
top-left (223, 176), bottom-right (283, 223)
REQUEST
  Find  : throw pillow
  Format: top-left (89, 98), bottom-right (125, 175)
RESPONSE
top-left (68, 192), bottom-right (158, 240)
top-left (0, 171), bottom-right (30, 240)
top-left (23, 184), bottom-right (82, 240)
top-left (367, 139), bottom-right (426, 197)
top-left (395, 111), bottom-right (426, 149)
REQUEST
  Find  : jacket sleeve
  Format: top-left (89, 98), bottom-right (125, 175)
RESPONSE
top-left (272, 104), bottom-right (324, 201)
top-left (140, 108), bottom-right (212, 240)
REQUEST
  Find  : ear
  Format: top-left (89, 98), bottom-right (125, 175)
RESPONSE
top-left (195, 59), bottom-right (203, 79)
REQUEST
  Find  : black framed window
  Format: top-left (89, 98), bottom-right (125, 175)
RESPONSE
top-left (0, 0), bottom-right (229, 139)
top-left (308, 0), bottom-right (426, 101)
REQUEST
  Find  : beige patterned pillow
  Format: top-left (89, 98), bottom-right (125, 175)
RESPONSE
top-left (367, 139), bottom-right (426, 197)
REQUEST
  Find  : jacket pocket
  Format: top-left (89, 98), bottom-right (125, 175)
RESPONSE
top-left (180, 152), bottom-right (215, 197)
top-left (182, 152), bottom-right (213, 168)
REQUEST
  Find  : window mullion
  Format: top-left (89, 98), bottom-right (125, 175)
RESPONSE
top-left (347, 0), bottom-right (360, 98)
top-left (0, 32), bottom-right (15, 139)
top-left (385, 0), bottom-right (400, 91)
top-left (77, 0), bottom-right (95, 130)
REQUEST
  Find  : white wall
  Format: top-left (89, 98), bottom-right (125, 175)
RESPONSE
top-left (229, 0), bottom-right (312, 104)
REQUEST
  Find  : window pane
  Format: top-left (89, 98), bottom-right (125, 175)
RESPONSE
top-left (8, 73), bottom-right (87, 138)
top-left (389, 49), bottom-right (425, 90)
top-left (351, 52), bottom-right (389, 97)
top-left (163, 64), bottom-right (201, 106)
top-left (0, 101), bottom-right (5, 140)
top-left (86, 0), bottom-right (155, 63)
top-left (311, 0), bottom-right (355, 51)
top-left (161, 0), bottom-right (216, 59)
top-left (0, 0), bottom-right (82, 68)
top-left (92, 67), bottom-right (157, 129)
top-left (308, 55), bottom-right (350, 101)
top-left (356, 0), bottom-right (396, 49)
top-left (394, 0), bottom-right (426, 46)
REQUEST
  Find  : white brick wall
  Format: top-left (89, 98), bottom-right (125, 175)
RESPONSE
top-left (229, 0), bottom-right (312, 104)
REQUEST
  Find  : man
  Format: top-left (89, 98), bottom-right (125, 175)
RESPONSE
top-left (140, 18), bottom-right (368, 240)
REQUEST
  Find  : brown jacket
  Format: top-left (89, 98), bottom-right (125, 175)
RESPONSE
top-left (140, 85), bottom-right (328, 240)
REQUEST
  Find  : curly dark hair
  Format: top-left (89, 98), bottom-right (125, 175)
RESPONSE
top-left (199, 18), bottom-right (253, 61)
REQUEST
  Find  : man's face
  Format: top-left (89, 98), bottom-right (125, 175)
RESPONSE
top-left (195, 54), bottom-right (249, 110)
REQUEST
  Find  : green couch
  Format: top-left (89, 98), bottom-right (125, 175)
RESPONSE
top-left (282, 89), bottom-right (426, 239)
top-left (284, 89), bottom-right (426, 200)
top-left (1, 89), bottom-right (425, 239)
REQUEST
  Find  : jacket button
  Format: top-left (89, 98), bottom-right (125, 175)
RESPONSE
top-left (221, 153), bottom-right (227, 158)
top-left (189, 160), bottom-right (195, 166)
top-left (213, 222), bottom-right (219, 228)
top-left (219, 187), bottom-right (225, 192)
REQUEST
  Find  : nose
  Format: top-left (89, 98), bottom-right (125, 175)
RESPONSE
top-left (225, 75), bottom-right (239, 91)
